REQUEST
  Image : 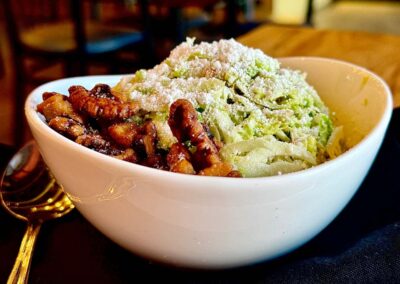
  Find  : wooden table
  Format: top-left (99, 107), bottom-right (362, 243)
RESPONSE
top-left (238, 25), bottom-right (400, 108)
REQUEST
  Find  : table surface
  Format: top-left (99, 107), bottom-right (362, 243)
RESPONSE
top-left (238, 25), bottom-right (400, 108)
top-left (1, 25), bottom-right (400, 283)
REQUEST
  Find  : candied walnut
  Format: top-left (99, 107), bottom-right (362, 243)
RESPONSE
top-left (89, 84), bottom-right (128, 102)
top-left (42, 92), bottom-right (57, 101)
top-left (88, 84), bottom-right (117, 100)
top-left (108, 120), bottom-right (164, 167)
top-left (121, 121), bottom-right (157, 157)
top-left (168, 99), bottom-right (221, 169)
top-left (108, 122), bottom-right (140, 148)
top-left (171, 159), bottom-right (195, 174)
top-left (140, 121), bottom-right (157, 156)
top-left (48, 117), bottom-right (86, 139)
top-left (141, 153), bottom-right (167, 170)
top-left (75, 133), bottom-right (111, 154)
top-left (37, 93), bottom-right (85, 124)
top-left (68, 85), bottom-right (139, 121)
top-left (226, 170), bottom-right (242, 178)
top-left (192, 139), bottom-right (222, 169)
top-left (38, 84), bottom-right (243, 177)
top-left (167, 143), bottom-right (195, 174)
top-left (113, 148), bottom-right (138, 163)
top-left (198, 163), bottom-right (242, 177)
top-left (168, 99), bottom-right (241, 177)
top-left (135, 121), bottom-right (166, 168)
top-left (168, 99), bottom-right (201, 142)
top-left (75, 133), bottom-right (137, 162)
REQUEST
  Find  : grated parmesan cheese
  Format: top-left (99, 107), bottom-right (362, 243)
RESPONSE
top-left (114, 38), bottom-right (280, 112)
top-left (112, 38), bottom-right (343, 176)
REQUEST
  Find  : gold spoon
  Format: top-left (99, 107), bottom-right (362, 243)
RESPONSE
top-left (0, 140), bottom-right (74, 284)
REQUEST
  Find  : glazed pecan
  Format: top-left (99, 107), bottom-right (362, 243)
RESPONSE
top-left (166, 143), bottom-right (195, 174)
top-left (48, 117), bottom-right (86, 139)
top-left (108, 120), bottom-right (165, 168)
top-left (198, 163), bottom-right (241, 177)
top-left (38, 84), bottom-right (240, 177)
top-left (37, 92), bottom-right (85, 124)
top-left (108, 122), bottom-right (140, 148)
top-left (168, 99), bottom-right (240, 177)
top-left (168, 99), bottom-right (221, 169)
top-left (75, 133), bottom-right (137, 163)
top-left (68, 84), bottom-right (139, 121)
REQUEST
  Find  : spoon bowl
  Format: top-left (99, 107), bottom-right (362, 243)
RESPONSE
top-left (0, 140), bottom-right (74, 284)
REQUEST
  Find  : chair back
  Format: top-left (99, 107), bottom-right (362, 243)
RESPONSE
top-left (2, 0), bottom-right (153, 146)
top-left (2, 0), bottom-right (86, 54)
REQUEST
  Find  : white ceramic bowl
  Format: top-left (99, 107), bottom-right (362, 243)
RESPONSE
top-left (25, 57), bottom-right (392, 269)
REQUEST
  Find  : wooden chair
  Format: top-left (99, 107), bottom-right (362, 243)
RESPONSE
top-left (1, 0), bottom-right (154, 146)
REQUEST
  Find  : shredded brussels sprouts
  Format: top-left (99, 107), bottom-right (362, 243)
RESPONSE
top-left (114, 38), bottom-right (345, 177)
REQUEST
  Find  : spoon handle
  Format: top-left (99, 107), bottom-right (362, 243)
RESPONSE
top-left (7, 222), bottom-right (42, 284)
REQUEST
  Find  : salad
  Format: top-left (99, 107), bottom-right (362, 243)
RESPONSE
top-left (112, 38), bottom-right (345, 177)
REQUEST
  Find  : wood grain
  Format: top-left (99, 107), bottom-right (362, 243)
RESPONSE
top-left (238, 25), bottom-right (400, 108)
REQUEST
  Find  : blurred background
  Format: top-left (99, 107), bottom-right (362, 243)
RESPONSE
top-left (1, 0), bottom-right (400, 146)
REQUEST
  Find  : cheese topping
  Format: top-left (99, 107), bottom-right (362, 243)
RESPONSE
top-left (113, 38), bottom-right (344, 177)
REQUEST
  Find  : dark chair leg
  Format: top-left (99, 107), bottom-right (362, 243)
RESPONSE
top-left (64, 58), bottom-right (88, 77)
top-left (225, 0), bottom-right (238, 38)
top-left (305, 0), bottom-right (314, 26)
top-left (64, 59), bottom-right (75, 77)
top-left (76, 56), bottom-right (88, 76)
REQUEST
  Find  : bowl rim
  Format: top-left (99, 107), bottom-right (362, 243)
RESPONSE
top-left (24, 56), bottom-right (393, 184)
